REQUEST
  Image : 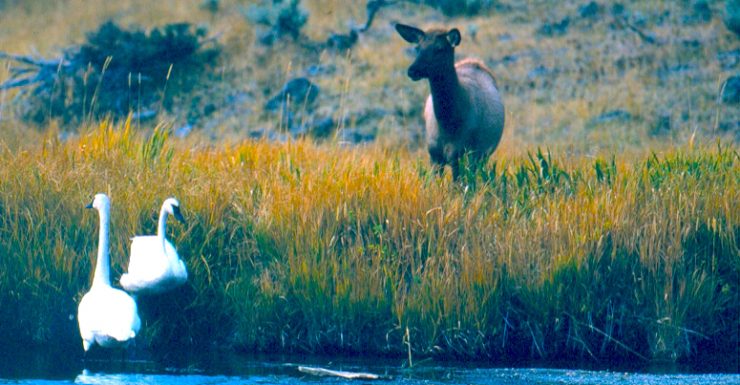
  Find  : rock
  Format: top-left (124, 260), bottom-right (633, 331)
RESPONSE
top-left (681, 39), bottom-right (702, 48)
top-left (537, 17), bottom-right (570, 37)
top-left (263, 78), bottom-right (321, 138)
top-left (684, 0), bottom-right (712, 24)
top-left (337, 128), bottom-right (376, 144)
top-left (305, 64), bottom-right (336, 77)
top-left (57, 131), bottom-right (76, 142)
top-left (630, 11), bottom-right (649, 28)
top-left (526, 65), bottom-right (557, 88)
top-left (527, 65), bottom-right (553, 81)
top-left (248, 129), bottom-right (265, 140)
top-left (578, 1), bottom-right (601, 19)
top-left (656, 64), bottom-right (696, 82)
top-left (721, 75), bottom-right (740, 104)
top-left (498, 33), bottom-right (514, 43)
top-left (587, 109), bottom-right (633, 127)
top-left (248, 128), bottom-right (289, 142)
top-left (718, 49), bottom-right (740, 69)
top-left (611, 3), bottom-right (626, 17)
top-left (718, 120), bottom-right (740, 132)
top-left (326, 29), bottom-right (358, 52)
top-left (200, 0), bottom-right (219, 14)
top-left (174, 123), bottom-right (193, 138)
top-left (694, 0), bottom-right (712, 20)
top-left (468, 23), bottom-right (479, 42)
top-left (283, 115), bottom-right (334, 139)
top-left (309, 117), bottom-right (335, 138)
top-left (650, 113), bottom-right (671, 136)
top-left (353, 107), bottom-right (389, 127)
top-left (725, 0), bottom-right (740, 36)
top-left (264, 77), bottom-right (319, 112)
top-left (131, 109), bottom-right (157, 122)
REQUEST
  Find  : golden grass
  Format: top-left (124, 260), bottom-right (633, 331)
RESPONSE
top-left (0, 121), bottom-right (736, 363)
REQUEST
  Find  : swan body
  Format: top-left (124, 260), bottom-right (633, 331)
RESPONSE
top-left (78, 193), bottom-right (141, 351)
top-left (120, 197), bottom-right (187, 294)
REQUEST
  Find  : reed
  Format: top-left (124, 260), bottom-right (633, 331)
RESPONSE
top-left (0, 121), bottom-right (736, 364)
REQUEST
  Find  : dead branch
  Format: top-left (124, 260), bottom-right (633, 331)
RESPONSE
top-left (0, 51), bottom-right (68, 91)
top-left (361, 0), bottom-right (399, 32)
top-left (614, 16), bottom-right (663, 46)
top-left (298, 366), bottom-right (381, 380)
top-left (0, 51), bottom-right (67, 68)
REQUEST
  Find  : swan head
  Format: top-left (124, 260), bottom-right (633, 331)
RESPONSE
top-left (163, 197), bottom-right (186, 224)
top-left (85, 193), bottom-right (110, 212)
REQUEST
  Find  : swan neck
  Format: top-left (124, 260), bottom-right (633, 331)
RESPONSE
top-left (157, 204), bottom-right (168, 250)
top-left (92, 205), bottom-right (111, 287)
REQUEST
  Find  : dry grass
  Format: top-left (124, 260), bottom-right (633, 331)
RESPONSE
top-left (1, 1), bottom-right (737, 151)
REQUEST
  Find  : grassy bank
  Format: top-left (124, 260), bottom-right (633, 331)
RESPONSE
top-left (0, 121), bottom-right (737, 364)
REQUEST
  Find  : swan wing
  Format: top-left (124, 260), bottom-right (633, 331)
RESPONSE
top-left (165, 239), bottom-right (188, 284)
top-left (128, 236), bottom-right (169, 274)
top-left (103, 287), bottom-right (141, 342)
top-left (77, 292), bottom-right (97, 348)
top-left (77, 287), bottom-right (140, 349)
top-left (121, 237), bottom-right (187, 293)
top-left (121, 236), bottom-right (170, 292)
top-left (164, 239), bottom-right (178, 261)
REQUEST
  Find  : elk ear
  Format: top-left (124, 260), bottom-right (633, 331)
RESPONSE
top-left (395, 23), bottom-right (425, 44)
top-left (446, 28), bottom-right (461, 47)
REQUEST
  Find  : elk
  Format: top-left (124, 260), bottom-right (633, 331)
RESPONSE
top-left (395, 23), bottom-right (505, 179)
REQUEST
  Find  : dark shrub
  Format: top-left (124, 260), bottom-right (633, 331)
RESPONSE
top-left (417, 0), bottom-right (496, 16)
top-left (21, 21), bottom-right (220, 127)
top-left (244, 0), bottom-right (309, 45)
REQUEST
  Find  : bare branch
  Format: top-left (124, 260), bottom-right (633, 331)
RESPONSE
top-left (0, 77), bottom-right (42, 90)
top-left (0, 51), bottom-right (67, 68)
top-left (614, 16), bottom-right (663, 46)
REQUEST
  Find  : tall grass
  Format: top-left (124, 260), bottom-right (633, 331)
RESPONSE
top-left (0, 121), bottom-right (736, 364)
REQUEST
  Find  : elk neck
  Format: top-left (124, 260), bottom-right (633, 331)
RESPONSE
top-left (427, 62), bottom-right (465, 134)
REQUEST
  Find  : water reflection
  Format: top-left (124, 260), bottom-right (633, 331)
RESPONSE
top-left (1, 348), bottom-right (739, 385)
top-left (74, 371), bottom-right (247, 385)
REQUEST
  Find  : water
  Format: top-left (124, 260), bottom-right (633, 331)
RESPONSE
top-left (1, 350), bottom-right (739, 385)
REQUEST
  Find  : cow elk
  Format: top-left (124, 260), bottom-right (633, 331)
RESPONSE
top-left (395, 23), bottom-right (505, 179)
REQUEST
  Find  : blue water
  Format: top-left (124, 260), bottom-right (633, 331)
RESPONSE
top-left (1, 351), bottom-right (739, 385)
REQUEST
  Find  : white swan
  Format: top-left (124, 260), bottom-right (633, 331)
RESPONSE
top-left (77, 193), bottom-right (141, 352)
top-left (120, 197), bottom-right (188, 294)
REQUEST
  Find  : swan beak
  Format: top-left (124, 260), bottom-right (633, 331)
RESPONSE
top-left (172, 205), bottom-right (186, 224)
top-left (85, 201), bottom-right (93, 209)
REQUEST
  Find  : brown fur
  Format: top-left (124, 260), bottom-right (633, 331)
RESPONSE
top-left (396, 24), bottom-right (505, 178)
top-left (456, 57), bottom-right (498, 88)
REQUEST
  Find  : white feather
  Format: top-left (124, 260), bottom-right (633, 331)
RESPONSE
top-left (120, 197), bottom-right (188, 294)
top-left (78, 193), bottom-right (141, 351)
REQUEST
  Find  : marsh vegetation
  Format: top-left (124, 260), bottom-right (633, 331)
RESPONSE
top-left (0, 0), bottom-right (738, 367)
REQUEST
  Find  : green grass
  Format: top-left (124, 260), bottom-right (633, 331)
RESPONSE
top-left (0, 121), bottom-right (736, 364)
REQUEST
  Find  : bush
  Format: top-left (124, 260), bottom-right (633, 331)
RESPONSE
top-left (19, 21), bottom-right (221, 127)
top-left (244, 0), bottom-right (309, 45)
top-left (418, 0), bottom-right (496, 17)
